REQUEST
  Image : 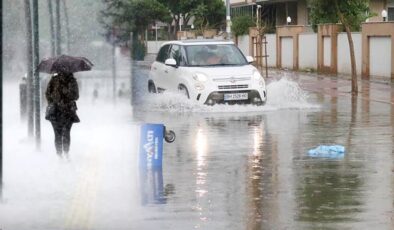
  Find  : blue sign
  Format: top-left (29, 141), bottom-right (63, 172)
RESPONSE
top-left (139, 123), bottom-right (166, 205)
top-left (139, 123), bottom-right (164, 169)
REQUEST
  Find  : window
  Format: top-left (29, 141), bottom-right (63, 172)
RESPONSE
top-left (156, 45), bottom-right (170, 63)
top-left (389, 7), bottom-right (394, 21)
top-left (169, 45), bottom-right (182, 66)
top-left (185, 44), bottom-right (248, 67)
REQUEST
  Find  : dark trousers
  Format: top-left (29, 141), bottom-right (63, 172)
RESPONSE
top-left (51, 121), bottom-right (73, 154)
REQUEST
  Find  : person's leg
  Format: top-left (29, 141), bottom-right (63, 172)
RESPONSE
top-left (51, 122), bottom-right (63, 155)
top-left (62, 122), bottom-right (73, 154)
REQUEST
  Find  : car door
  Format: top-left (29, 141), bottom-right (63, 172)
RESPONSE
top-left (163, 44), bottom-right (185, 92)
top-left (151, 44), bottom-right (170, 91)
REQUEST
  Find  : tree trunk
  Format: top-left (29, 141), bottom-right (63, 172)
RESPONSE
top-left (173, 17), bottom-right (179, 39)
top-left (336, 1), bottom-right (358, 95)
top-left (344, 24), bottom-right (358, 95)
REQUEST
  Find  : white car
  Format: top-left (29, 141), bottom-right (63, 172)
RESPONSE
top-left (148, 40), bottom-right (267, 106)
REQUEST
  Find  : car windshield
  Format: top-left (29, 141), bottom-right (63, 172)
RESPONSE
top-left (185, 44), bottom-right (248, 67)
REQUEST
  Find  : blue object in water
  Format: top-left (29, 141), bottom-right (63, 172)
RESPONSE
top-left (139, 123), bottom-right (164, 169)
top-left (308, 145), bottom-right (345, 159)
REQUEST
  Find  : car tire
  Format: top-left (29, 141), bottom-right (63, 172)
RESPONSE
top-left (148, 82), bottom-right (156, 93)
top-left (178, 85), bottom-right (190, 99)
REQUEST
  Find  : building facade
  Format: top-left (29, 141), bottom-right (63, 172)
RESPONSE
top-left (230, 0), bottom-right (394, 30)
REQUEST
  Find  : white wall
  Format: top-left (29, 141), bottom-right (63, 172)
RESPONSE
top-left (337, 33), bottom-right (362, 75)
top-left (370, 37), bottom-right (391, 78)
top-left (147, 41), bottom-right (167, 54)
top-left (323, 36), bottom-right (331, 67)
top-left (299, 33), bottom-right (317, 69)
top-left (281, 37), bottom-right (293, 68)
top-left (266, 34), bottom-right (277, 67)
top-left (146, 31), bottom-right (391, 78)
top-left (237, 35), bottom-right (250, 57)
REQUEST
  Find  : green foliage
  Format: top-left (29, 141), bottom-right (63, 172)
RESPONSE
top-left (191, 0), bottom-right (226, 33)
top-left (100, 0), bottom-right (171, 43)
top-left (308, 0), bottom-right (371, 32)
top-left (308, 0), bottom-right (338, 32)
top-left (231, 16), bottom-right (255, 36)
top-left (156, 0), bottom-right (198, 21)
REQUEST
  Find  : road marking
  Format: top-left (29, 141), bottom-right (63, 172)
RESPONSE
top-left (64, 146), bottom-right (103, 230)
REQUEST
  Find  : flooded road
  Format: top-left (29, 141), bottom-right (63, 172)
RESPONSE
top-left (129, 70), bottom-right (394, 229)
top-left (1, 69), bottom-right (393, 229)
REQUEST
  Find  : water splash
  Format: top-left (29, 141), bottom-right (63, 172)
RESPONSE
top-left (134, 77), bottom-right (319, 113)
top-left (266, 77), bottom-right (312, 109)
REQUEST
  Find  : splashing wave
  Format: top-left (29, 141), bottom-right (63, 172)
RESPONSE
top-left (134, 78), bottom-right (319, 113)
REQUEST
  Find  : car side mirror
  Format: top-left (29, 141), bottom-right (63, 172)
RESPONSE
top-left (165, 58), bottom-right (177, 67)
top-left (246, 56), bottom-right (254, 64)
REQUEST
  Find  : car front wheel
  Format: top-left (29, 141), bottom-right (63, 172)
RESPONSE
top-left (178, 85), bottom-right (190, 99)
top-left (148, 82), bottom-right (156, 93)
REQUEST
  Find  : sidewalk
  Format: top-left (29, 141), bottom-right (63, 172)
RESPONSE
top-left (267, 69), bottom-right (394, 105)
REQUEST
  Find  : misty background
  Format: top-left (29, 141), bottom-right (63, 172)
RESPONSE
top-left (3, 0), bottom-right (112, 79)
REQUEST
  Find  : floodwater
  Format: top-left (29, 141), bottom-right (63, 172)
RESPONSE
top-left (1, 68), bottom-right (393, 230)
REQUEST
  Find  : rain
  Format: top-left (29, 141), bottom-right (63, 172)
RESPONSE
top-left (1, 0), bottom-right (394, 229)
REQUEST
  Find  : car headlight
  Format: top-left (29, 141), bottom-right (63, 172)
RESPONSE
top-left (193, 73), bottom-right (208, 82)
top-left (195, 83), bottom-right (205, 91)
top-left (253, 71), bottom-right (265, 88)
top-left (253, 70), bottom-right (262, 80)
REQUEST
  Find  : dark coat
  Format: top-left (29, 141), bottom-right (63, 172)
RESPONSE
top-left (45, 73), bottom-right (80, 123)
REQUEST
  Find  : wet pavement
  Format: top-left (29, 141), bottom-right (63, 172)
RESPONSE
top-left (1, 69), bottom-right (393, 229)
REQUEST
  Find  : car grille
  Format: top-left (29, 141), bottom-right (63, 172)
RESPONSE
top-left (218, 84), bottom-right (249, 90)
top-left (213, 77), bottom-right (251, 82)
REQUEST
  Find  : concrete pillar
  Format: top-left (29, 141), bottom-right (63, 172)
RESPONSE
top-left (317, 24), bottom-right (341, 74)
top-left (361, 22), bottom-right (394, 80)
top-left (276, 25), bottom-right (308, 70)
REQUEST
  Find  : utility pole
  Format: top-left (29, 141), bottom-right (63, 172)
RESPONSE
top-left (0, 0), bottom-right (3, 195)
top-left (48, 0), bottom-right (55, 56)
top-left (130, 32), bottom-right (135, 105)
top-left (24, 0), bottom-right (34, 137)
top-left (111, 29), bottom-right (117, 101)
top-left (32, 0), bottom-right (41, 148)
top-left (55, 0), bottom-right (61, 55)
top-left (226, 0), bottom-right (232, 40)
top-left (62, 0), bottom-right (70, 53)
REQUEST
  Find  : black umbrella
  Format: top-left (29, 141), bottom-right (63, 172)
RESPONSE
top-left (37, 54), bottom-right (93, 74)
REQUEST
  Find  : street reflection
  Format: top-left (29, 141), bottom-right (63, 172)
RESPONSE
top-left (361, 81), bottom-right (370, 124)
top-left (140, 166), bottom-right (166, 205)
top-left (132, 92), bottom-right (394, 229)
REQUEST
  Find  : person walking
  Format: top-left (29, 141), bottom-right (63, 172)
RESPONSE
top-left (45, 72), bottom-right (80, 157)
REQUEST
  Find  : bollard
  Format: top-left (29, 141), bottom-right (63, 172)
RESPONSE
top-left (19, 76), bottom-right (27, 120)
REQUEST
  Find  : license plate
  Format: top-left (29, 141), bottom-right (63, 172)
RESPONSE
top-left (224, 93), bottom-right (248, 101)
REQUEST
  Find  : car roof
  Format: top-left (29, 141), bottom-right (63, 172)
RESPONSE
top-left (161, 39), bottom-right (235, 47)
